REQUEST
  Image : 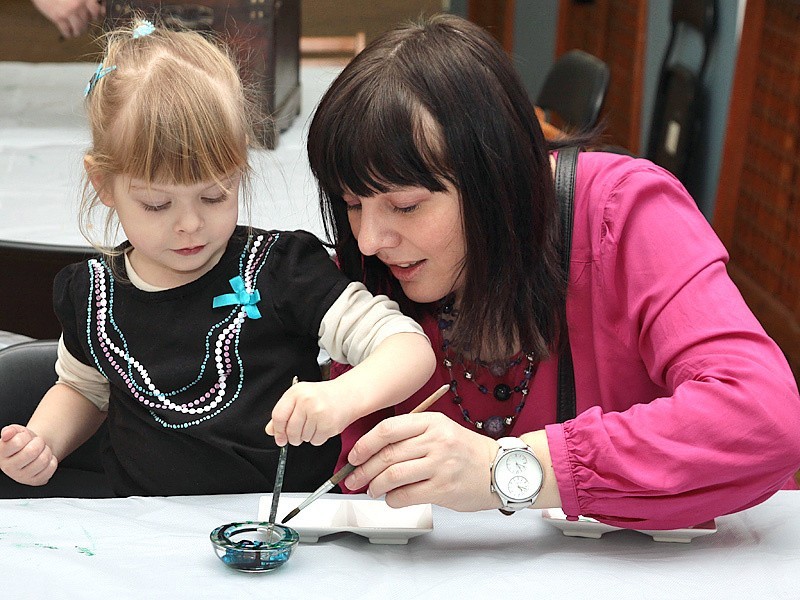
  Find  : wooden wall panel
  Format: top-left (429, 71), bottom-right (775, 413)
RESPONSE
top-left (468, 0), bottom-right (516, 53)
top-left (714, 0), bottom-right (800, 379)
top-left (556, 0), bottom-right (647, 153)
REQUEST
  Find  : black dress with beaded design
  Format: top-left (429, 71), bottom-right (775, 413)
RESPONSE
top-left (53, 226), bottom-right (348, 496)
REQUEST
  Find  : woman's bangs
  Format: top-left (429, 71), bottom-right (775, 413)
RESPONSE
top-left (315, 86), bottom-right (451, 199)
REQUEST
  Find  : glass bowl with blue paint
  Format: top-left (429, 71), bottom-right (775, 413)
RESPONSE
top-left (210, 521), bottom-right (299, 572)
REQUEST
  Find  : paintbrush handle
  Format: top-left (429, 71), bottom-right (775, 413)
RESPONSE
top-left (268, 445), bottom-right (288, 524)
top-left (328, 461), bottom-right (356, 486)
top-left (410, 384), bottom-right (449, 414)
top-left (268, 377), bottom-right (298, 524)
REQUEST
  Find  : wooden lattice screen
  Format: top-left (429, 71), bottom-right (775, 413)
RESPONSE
top-left (714, 0), bottom-right (800, 379)
top-left (555, 0), bottom-right (647, 153)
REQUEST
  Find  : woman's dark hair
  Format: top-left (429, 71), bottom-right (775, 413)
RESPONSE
top-left (308, 14), bottom-right (567, 361)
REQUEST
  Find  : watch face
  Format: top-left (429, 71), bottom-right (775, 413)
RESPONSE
top-left (495, 449), bottom-right (543, 501)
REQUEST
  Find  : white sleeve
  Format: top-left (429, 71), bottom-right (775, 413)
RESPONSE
top-left (55, 335), bottom-right (110, 411)
top-left (318, 281), bottom-right (428, 365)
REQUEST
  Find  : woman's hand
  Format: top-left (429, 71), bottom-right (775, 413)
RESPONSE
top-left (343, 412), bottom-right (502, 512)
top-left (0, 424), bottom-right (58, 486)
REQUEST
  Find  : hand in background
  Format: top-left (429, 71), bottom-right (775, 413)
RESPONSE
top-left (31, 0), bottom-right (105, 39)
top-left (0, 424), bottom-right (58, 486)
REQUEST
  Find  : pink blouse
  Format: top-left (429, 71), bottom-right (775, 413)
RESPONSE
top-left (334, 151), bottom-right (800, 529)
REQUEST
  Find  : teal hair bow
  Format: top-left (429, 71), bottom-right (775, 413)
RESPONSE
top-left (213, 276), bottom-right (262, 319)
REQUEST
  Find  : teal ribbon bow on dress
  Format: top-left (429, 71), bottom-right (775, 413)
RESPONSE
top-left (212, 276), bottom-right (262, 319)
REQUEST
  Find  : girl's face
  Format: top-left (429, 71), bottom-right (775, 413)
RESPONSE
top-left (343, 183), bottom-right (467, 304)
top-left (101, 174), bottom-right (240, 288)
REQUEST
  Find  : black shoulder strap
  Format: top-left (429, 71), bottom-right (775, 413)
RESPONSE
top-left (555, 146), bottom-right (579, 423)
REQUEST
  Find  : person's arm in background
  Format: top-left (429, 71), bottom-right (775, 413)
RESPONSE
top-left (31, 0), bottom-right (105, 39)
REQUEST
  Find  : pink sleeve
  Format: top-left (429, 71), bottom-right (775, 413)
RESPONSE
top-left (548, 161), bottom-right (800, 529)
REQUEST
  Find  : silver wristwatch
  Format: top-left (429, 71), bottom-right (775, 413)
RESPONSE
top-left (490, 437), bottom-right (544, 513)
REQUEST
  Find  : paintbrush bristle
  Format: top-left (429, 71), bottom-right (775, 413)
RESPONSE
top-left (281, 507), bottom-right (300, 524)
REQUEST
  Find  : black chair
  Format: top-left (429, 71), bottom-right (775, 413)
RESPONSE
top-left (0, 240), bottom-right (98, 340)
top-left (646, 0), bottom-right (716, 185)
top-left (0, 339), bottom-right (112, 498)
top-left (536, 49), bottom-right (610, 132)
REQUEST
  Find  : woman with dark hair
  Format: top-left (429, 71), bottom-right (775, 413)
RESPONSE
top-left (307, 14), bottom-right (800, 527)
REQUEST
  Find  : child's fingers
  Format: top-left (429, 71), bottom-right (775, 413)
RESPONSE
top-left (284, 412), bottom-right (308, 446)
top-left (269, 392), bottom-right (300, 446)
top-left (1, 424), bottom-right (26, 443)
top-left (7, 436), bottom-right (48, 471)
top-left (0, 425), bottom-right (33, 458)
top-left (19, 452), bottom-right (58, 487)
top-left (310, 427), bottom-right (333, 447)
top-left (301, 420), bottom-right (318, 445)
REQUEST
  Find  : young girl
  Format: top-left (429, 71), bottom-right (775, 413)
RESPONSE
top-left (0, 19), bottom-right (434, 496)
top-left (310, 15), bottom-right (800, 527)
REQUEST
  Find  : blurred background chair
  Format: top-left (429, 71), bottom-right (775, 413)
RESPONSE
top-left (535, 49), bottom-right (610, 133)
top-left (646, 0), bottom-right (716, 188)
top-left (0, 339), bottom-right (112, 498)
top-left (0, 240), bottom-right (97, 340)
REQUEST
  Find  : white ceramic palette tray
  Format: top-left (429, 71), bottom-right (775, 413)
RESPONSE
top-left (258, 495), bottom-right (433, 545)
top-left (541, 508), bottom-right (717, 543)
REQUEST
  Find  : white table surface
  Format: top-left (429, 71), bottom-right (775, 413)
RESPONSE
top-left (0, 61), bottom-right (340, 246)
top-left (0, 491), bottom-right (798, 599)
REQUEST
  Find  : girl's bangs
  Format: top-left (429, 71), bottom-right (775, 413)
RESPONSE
top-left (110, 72), bottom-right (249, 186)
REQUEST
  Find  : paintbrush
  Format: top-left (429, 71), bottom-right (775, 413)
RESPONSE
top-left (281, 383), bottom-right (450, 525)
top-left (266, 376), bottom-right (297, 538)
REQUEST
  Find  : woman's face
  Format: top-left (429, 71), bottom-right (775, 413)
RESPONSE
top-left (343, 183), bottom-right (467, 304)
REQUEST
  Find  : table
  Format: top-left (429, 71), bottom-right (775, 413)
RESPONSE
top-left (1, 491), bottom-right (798, 599)
top-left (0, 61), bottom-right (341, 246)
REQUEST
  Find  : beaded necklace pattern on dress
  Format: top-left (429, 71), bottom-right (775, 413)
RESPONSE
top-left (437, 295), bottom-right (537, 439)
top-left (84, 233), bottom-right (274, 429)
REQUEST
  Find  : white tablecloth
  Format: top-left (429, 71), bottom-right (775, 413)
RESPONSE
top-left (1, 491), bottom-right (798, 599)
top-left (0, 62), bottom-right (339, 246)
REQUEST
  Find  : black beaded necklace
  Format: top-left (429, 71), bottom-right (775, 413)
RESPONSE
top-left (437, 296), bottom-right (537, 439)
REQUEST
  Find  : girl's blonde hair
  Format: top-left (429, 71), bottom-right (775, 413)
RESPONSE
top-left (81, 17), bottom-right (258, 252)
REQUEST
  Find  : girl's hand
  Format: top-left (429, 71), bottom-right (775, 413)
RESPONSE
top-left (265, 380), bottom-right (360, 447)
top-left (343, 412), bottom-right (502, 512)
top-left (0, 424), bottom-right (58, 486)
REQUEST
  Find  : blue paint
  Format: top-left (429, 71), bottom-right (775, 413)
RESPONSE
top-left (210, 522), bottom-right (298, 573)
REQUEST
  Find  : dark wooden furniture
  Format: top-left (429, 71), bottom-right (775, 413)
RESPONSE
top-left (713, 0), bottom-right (800, 381)
top-left (0, 241), bottom-right (97, 340)
top-left (555, 0), bottom-right (648, 154)
top-left (468, 0), bottom-right (516, 53)
top-left (106, 0), bottom-right (301, 149)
